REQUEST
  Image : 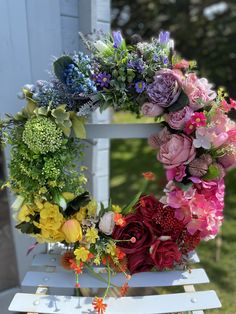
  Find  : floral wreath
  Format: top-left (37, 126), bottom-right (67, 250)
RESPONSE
top-left (1, 30), bottom-right (236, 314)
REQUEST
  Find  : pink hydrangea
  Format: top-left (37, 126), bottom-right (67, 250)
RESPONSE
top-left (182, 73), bottom-right (216, 110)
top-left (163, 179), bottom-right (225, 240)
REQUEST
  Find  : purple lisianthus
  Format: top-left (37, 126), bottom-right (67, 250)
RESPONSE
top-left (158, 31), bottom-right (170, 45)
top-left (135, 81), bottom-right (146, 93)
top-left (112, 31), bottom-right (123, 48)
top-left (95, 72), bottom-right (111, 88)
top-left (147, 69), bottom-right (182, 108)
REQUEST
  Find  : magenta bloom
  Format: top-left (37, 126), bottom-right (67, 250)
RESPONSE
top-left (166, 165), bottom-right (186, 182)
top-left (157, 133), bottom-right (196, 169)
top-left (184, 112), bottom-right (207, 134)
top-left (147, 69), bottom-right (182, 108)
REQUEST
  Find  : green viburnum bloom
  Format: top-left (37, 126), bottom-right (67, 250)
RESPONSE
top-left (22, 116), bottom-right (63, 154)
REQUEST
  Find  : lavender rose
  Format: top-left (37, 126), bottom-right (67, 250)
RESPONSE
top-left (147, 69), bottom-right (182, 108)
top-left (157, 133), bottom-right (196, 169)
top-left (166, 106), bottom-right (193, 130)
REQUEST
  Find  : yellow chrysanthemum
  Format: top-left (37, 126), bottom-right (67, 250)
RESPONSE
top-left (106, 241), bottom-right (116, 256)
top-left (74, 247), bottom-right (90, 262)
top-left (112, 204), bottom-right (122, 213)
top-left (17, 204), bottom-right (35, 222)
top-left (87, 199), bottom-right (97, 216)
top-left (85, 227), bottom-right (99, 244)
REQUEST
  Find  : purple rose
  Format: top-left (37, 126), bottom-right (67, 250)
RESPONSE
top-left (141, 102), bottom-right (164, 117)
top-left (147, 69), bottom-right (182, 108)
top-left (166, 106), bottom-right (193, 130)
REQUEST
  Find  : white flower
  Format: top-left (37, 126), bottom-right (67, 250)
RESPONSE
top-left (193, 128), bottom-right (211, 150)
top-left (94, 40), bottom-right (109, 53)
top-left (99, 211), bottom-right (115, 235)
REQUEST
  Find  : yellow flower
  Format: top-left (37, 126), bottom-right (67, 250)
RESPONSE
top-left (87, 199), bottom-right (97, 216)
top-left (74, 207), bottom-right (87, 222)
top-left (40, 202), bottom-right (64, 231)
top-left (106, 241), bottom-right (116, 256)
top-left (34, 200), bottom-right (44, 210)
top-left (85, 227), bottom-right (99, 244)
top-left (94, 256), bottom-right (101, 265)
top-left (74, 247), bottom-right (90, 262)
top-left (112, 204), bottom-right (122, 213)
top-left (61, 219), bottom-right (83, 243)
top-left (17, 204), bottom-right (35, 222)
top-left (62, 192), bottom-right (76, 201)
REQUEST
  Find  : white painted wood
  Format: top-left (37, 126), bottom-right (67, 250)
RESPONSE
top-left (61, 16), bottom-right (80, 52)
top-left (25, 0), bottom-right (62, 82)
top-left (22, 268), bottom-right (209, 289)
top-left (60, 0), bottom-right (79, 17)
top-left (97, 0), bottom-right (111, 22)
top-left (9, 291), bottom-right (221, 313)
top-left (85, 123), bottom-right (161, 139)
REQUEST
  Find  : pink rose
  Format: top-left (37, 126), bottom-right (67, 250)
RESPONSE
top-left (157, 134), bottom-right (196, 169)
top-left (166, 106), bottom-right (193, 130)
top-left (183, 73), bottom-right (216, 110)
top-left (141, 102), bottom-right (164, 117)
top-left (148, 127), bottom-right (172, 149)
top-left (166, 165), bottom-right (186, 182)
top-left (218, 153), bottom-right (236, 169)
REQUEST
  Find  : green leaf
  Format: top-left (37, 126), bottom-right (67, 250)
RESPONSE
top-left (175, 181), bottom-right (193, 191)
top-left (53, 56), bottom-right (74, 83)
top-left (64, 191), bottom-right (91, 216)
top-left (203, 164), bottom-right (220, 180)
top-left (71, 114), bottom-right (86, 139)
top-left (15, 222), bottom-right (39, 234)
top-left (168, 91), bottom-right (189, 112)
top-left (122, 190), bottom-right (142, 215)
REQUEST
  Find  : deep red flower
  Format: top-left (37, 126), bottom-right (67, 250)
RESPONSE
top-left (127, 250), bottom-right (154, 274)
top-left (112, 213), bottom-right (153, 254)
top-left (150, 240), bottom-right (182, 270)
top-left (136, 194), bottom-right (160, 221)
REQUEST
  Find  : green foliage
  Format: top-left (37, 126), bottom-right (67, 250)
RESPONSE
top-left (22, 116), bottom-right (64, 154)
top-left (168, 91), bottom-right (189, 112)
top-left (7, 123), bottom-right (86, 203)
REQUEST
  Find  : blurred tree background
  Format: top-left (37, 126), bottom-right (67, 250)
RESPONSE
top-left (110, 1), bottom-right (236, 313)
top-left (112, 0), bottom-right (236, 98)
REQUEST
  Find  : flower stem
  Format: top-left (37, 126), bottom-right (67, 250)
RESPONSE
top-left (103, 262), bottom-right (111, 299)
top-left (84, 263), bottom-right (118, 288)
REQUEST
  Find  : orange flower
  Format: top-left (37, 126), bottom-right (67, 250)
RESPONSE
top-left (60, 251), bottom-right (75, 270)
top-left (69, 259), bottom-right (84, 274)
top-left (115, 247), bottom-right (126, 260)
top-left (92, 297), bottom-right (107, 314)
top-left (142, 171), bottom-right (156, 181)
top-left (114, 213), bottom-right (126, 227)
top-left (120, 282), bottom-right (129, 297)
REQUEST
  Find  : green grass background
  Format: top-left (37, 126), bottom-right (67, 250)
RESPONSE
top-left (110, 112), bottom-right (236, 313)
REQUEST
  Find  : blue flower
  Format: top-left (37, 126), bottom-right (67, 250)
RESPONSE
top-left (135, 81), bottom-right (146, 93)
top-left (112, 31), bottom-right (123, 48)
top-left (158, 31), bottom-right (170, 45)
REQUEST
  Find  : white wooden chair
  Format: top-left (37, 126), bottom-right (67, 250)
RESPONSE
top-left (9, 123), bottom-right (222, 314)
